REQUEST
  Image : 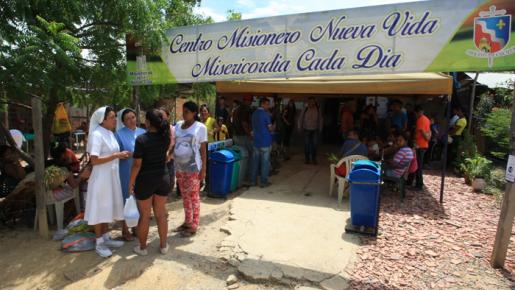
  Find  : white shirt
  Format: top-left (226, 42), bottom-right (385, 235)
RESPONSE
top-left (174, 121), bottom-right (208, 172)
top-left (9, 129), bottom-right (25, 149)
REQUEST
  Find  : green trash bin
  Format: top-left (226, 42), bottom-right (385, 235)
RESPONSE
top-left (226, 147), bottom-right (241, 192)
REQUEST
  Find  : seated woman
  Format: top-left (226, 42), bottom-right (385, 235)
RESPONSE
top-left (45, 142), bottom-right (90, 202)
top-left (0, 144), bottom-right (90, 225)
top-left (382, 127), bottom-right (402, 159)
top-left (383, 133), bottom-right (414, 179)
top-left (0, 145), bottom-right (26, 198)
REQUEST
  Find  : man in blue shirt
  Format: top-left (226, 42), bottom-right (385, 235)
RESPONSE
top-left (390, 100), bottom-right (407, 131)
top-left (251, 97), bottom-right (273, 188)
top-left (340, 130), bottom-right (368, 157)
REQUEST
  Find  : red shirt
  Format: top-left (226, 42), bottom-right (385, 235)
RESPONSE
top-left (415, 115), bottom-right (430, 149)
top-left (65, 149), bottom-right (80, 173)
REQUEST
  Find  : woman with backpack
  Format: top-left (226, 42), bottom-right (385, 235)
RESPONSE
top-left (129, 109), bottom-right (172, 256)
top-left (173, 101), bottom-right (208, 237)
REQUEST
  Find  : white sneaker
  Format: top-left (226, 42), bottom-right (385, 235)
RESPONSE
top-left (160, 243), bottom-right (169, 255)
top-left (103, 236), bottom-right (124, 248)
top-left (96, 243), bottom-right (113, 258)
top-left (133, 245), bottom-right (148, 256)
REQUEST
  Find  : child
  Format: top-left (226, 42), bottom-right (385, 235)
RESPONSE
top-left (215, 117), bottom-right (229, 141)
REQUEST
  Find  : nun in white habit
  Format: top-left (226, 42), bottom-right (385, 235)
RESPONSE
top-left (85, 106), bottom-right (130, 258)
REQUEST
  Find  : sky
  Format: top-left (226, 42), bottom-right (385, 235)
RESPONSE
top-left (192, 0), bottom-right (513, 88)
top-left (194, 0), bottom-right (422, 22)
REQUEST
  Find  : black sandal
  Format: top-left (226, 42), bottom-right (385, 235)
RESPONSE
top-left (180, 229), bottom-right (197, 237)
top-left (173, 223), bottom-right (189, 232)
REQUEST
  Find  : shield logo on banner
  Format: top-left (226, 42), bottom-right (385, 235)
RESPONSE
top-left (467, 5), bottom-right (514, 67)
top-left (474, 14), bottom-right (511, 53)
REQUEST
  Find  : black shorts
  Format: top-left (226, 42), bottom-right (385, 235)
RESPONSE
top-left (134, 174), bottom-right (171, 200)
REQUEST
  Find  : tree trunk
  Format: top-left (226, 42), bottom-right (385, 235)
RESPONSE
top-left (43, 89), bottom-right (60, 158)
top-left (32, 97), bottom-right (49, 238)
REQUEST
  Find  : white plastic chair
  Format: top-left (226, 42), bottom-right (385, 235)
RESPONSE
top-left (329, 155), bottom-right (368, 207)
top-left (34, 186), bottom-right (81, 231)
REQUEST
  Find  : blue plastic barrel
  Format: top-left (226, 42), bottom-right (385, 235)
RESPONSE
top-left (209, 149), bottom-right (235, 196)
top-left (348, 160), bottom-right (381, 228)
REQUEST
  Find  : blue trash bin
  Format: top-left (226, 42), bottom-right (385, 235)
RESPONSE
top-left (348, 160), bottom-right (381, 229)
top-left (352, 160), bottom-right (380, 172)
top-left (209, 149), bottom-right (235, 196)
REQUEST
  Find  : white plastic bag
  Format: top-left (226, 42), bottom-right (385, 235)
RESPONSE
top-left (124, 196), bottom-right (140, 228)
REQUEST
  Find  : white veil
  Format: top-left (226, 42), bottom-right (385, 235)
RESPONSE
top-left (116, 109), bottom-right (126, 131)
top-left (116, 108), bottom-right (136, 131)
top-left (87, 106), bottom-right (107, 153)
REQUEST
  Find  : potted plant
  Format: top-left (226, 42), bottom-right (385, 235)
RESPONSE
top-left (459, 155), bottom-right (492, 191)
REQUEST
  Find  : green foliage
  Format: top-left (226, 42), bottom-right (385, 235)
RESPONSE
top-left (327, 153), bottom-right (339, 164)
top-left (0, 0), bottom-right (211, 155)
top-left (480, 108), bottom-right (511, 158)
top-left (486, 168), bottom-right (506, 203)
top-left (227, 10), bottom-right (242, 21)
top-left (455, 130), bottom-right (477, 168)
top-left (491, 80), bottom-right (514, 108)
top-left (474, 93), bottom-right (494, 127)
top-left (192, 83), bottom-right (216, 111)
top-left (489, 168), bottom-right (507, 191)
top-left (459, 154), bottom-right (492, 181)
top-left (0, 0), bottom-right (209, 107)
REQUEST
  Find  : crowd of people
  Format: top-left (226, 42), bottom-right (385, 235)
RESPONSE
top-left (337, 99), bottom-right (468, 190)
top-left (78, 102), bottom-right (208, 258)
top-left (0, 95), bottom-right (469, 258)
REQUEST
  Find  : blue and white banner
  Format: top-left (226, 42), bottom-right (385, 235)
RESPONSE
top-left (127, 0), bottom-right (515, 84)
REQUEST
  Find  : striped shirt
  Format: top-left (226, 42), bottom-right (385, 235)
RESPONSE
top-left (393, 147), bottom-right (414, 178)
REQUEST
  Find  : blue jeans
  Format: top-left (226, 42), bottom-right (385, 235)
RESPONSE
top-left (304, 130), bottom-right (319, 162)
top-left (251, 146), bottom-right (271, 185)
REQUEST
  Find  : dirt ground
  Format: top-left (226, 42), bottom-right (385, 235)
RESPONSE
top-left (349, 170), bottom-right (515, 289)
top-left (1, 156), bottom-right (515, 290)
top-left (0, 193), bottom-right (280, 290)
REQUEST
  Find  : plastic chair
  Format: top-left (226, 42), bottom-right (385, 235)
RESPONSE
top-left (329, 155), bottom-right (368, 207)
top-left (34, 187), bottom-right (81, 231)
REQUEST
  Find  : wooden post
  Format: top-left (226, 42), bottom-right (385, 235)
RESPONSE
top-left (440, 95), bottom-right (452, 203)
top-left (31, 97), bottom-right (49, 238)
top-left (133, 86), bottom-right (141, 125)
top-left (491, 80), bottom-right (515, 268)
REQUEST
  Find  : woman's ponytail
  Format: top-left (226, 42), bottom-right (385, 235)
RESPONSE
top-left (145, 109), bottom-right (171, 146)
top-left (160, 118), bottom-right (171, 147)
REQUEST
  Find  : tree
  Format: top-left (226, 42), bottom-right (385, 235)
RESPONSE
top-left (227, 10), bottom-right (242, 21)
top-left (481, 108), bottom-right (511, 159)
top-left (0, 0), bottom-right (207, 155)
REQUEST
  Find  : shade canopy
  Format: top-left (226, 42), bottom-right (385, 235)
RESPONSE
top-left (216, 73), bottom-right (453, 96)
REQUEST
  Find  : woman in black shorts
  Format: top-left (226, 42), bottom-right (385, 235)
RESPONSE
top-left (129, 109), bottom-right (171, 256)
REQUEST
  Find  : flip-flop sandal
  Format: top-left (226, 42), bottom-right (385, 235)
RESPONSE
top-left (122, 231), bottom-right (135, 241)
top-left (173, 223), bottom-right (189, 232)
top-left (180, 229), bottom-right (197, 238)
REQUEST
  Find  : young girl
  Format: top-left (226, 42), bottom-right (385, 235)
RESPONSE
top-left (129, 109), bottom-right (171, 256)
top-left (173, 102), bottom-right (208, 237)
